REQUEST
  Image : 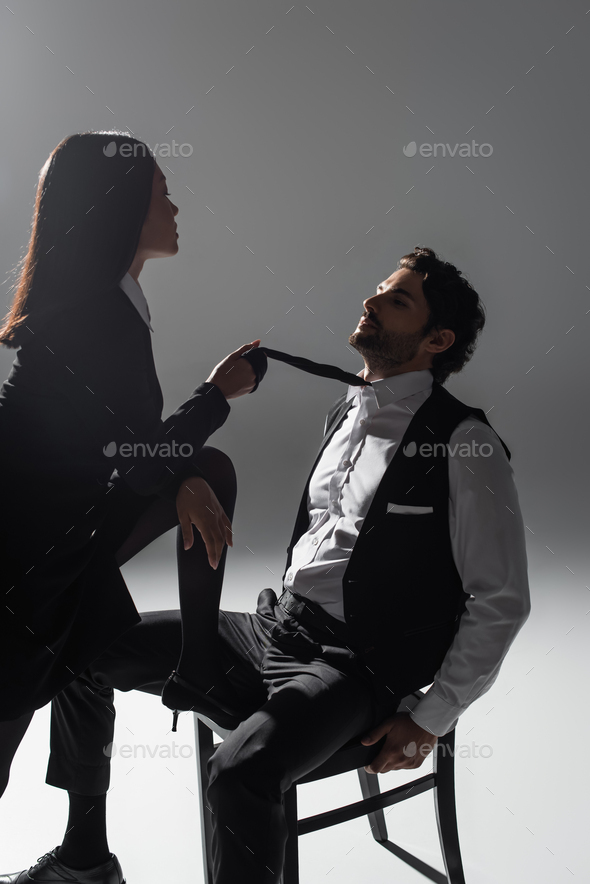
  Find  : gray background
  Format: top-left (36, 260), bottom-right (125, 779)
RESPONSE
top-left (1, 2), bottom-right (589, 882)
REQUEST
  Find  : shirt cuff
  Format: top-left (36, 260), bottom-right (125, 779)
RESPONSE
top-left (408, 689), bottom-right (463, 737)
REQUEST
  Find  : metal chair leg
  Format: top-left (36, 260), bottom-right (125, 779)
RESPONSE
top-left (433, 729), bottom-right (466, 884)
top-left (281, 785), bottom-right (299, 884)
top-left (194, 717), bottom-right (216, 884)
top-left (357, 768), bottom-right (388, 842)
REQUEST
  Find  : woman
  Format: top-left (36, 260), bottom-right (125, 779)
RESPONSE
top-left (0, 130), bottom-right (259, 803)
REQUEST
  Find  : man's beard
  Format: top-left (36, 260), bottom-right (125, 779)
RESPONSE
top-left (348, 323), bottom-right (427, 373)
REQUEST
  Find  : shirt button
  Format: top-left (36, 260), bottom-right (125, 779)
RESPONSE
top-left (359, 419), bottom-right (366, 425)
top-left (312, 538), bottom-right (319, 545)
top-left (342, 460), bottom-right (350, 467)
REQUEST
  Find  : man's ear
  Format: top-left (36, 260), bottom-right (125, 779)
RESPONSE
top-left (424, 327), bottom-right (455, 355)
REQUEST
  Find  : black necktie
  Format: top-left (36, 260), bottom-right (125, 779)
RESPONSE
top-left (241, 346), bottom-right (371, 393)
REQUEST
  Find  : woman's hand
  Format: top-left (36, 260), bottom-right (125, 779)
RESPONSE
top-left (176, 475), bottom-right (233, 568)
top-left (206, 339), bottom-right (261, 400)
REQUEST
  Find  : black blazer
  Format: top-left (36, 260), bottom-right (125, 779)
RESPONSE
top-left (0, 282), bottom-right (230, 718)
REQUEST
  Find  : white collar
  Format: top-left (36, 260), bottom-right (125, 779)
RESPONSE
top-left (118, 272), bottom-right (154, 332)
top-left (346, 368), bottom-right (433, 408)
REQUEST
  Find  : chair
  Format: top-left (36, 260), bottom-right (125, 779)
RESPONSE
top-left (192, 690), bottom-right (466, 884)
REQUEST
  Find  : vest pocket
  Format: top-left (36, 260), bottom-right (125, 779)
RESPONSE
top-left (386, 503), bottom-right (434, 515)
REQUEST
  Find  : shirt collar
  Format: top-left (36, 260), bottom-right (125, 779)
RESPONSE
top-left (346, 368), bottom-right (433, 408)
top-left (118, 272), bottom-right (154, 332)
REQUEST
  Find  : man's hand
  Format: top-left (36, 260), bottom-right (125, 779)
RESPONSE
top-left (361, 712), bottom-right (438, 774)
top-left (176, 475), bottom-right (233, 568)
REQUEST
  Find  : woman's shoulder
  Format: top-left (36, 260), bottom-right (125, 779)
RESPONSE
top-left (73, 280), bottom-right (144, 322)
top-left (40, 281), bottom-right (148, 348)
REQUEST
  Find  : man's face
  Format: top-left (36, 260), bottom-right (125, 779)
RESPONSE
top-left (349, 267), bottom-right (432, 368)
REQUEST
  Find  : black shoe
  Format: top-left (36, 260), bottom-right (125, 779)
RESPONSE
top-left (0, 848), bottom-right (125, 884)
top-left (162, 670), bottom-right (246, 731)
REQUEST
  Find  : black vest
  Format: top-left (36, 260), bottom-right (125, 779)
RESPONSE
top-left (282, 380), bottom-right (511, 698)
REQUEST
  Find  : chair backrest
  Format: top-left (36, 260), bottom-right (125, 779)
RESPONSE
top-left (195, 711), bottom-right (232, 739)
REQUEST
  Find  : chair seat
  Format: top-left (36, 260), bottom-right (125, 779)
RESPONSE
top-left (193, 688), bottom-right (466, 884)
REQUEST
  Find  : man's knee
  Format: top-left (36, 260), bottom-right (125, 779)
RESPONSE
top-left (207, 734), bottom-right (284, 806)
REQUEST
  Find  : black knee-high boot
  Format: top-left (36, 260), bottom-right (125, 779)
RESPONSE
top-left (162, 447), bottom-right (246, 729)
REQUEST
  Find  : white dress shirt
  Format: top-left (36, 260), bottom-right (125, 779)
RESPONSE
top-left (118, 272), bottom-right (153, 332)
top-left (284, 369), bottom-right (530, 736)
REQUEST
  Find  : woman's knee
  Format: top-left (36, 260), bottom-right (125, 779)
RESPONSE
top-left (194, 448), bottom-right (237, 505)
top-left (198, 446), bottom-right (235, 475)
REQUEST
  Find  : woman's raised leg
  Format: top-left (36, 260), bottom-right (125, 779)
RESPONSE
top-left (174, 446), bottom-right (237, 681)
top-left (43, 447), bottom-right (238, 874)
top-left (162, 446), bottom-right (247, 725)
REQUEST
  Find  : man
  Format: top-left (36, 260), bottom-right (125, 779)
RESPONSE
top-left (2, 246), bottom-right (530, 884)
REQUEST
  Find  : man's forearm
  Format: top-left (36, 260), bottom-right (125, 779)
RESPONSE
top-left (408, 418), bottom-right (531, 737)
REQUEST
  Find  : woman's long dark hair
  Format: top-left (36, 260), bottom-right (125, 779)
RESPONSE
top-left (0, 130), bottom-right (155, 348)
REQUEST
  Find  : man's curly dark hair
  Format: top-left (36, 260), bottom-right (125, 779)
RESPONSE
top-left (397, 246), bottom-right (486, 384)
